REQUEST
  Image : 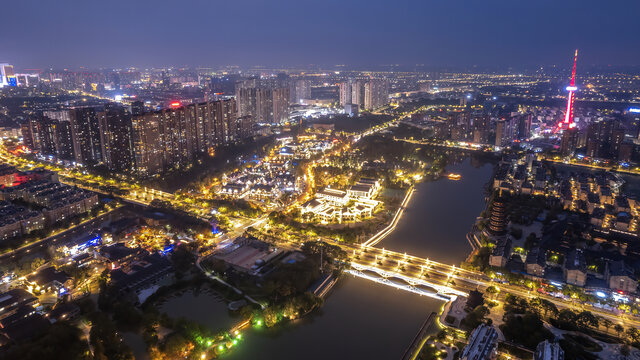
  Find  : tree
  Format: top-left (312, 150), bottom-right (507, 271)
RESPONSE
top-left (485, 286), bottom-right (499, 299)
top-left (500, 313), bottom-right (553, 350)
top-left (163, 333), bottom-right (194, 359)
top-left (461, 305), bottom-right (490, 330)
top-left (30, 257), bottom-right (45, 271)
top-left (621, 344), bottom-right (631, 358)
top-left (530, 298), bottom-right (558, 318)
top-left (1, 321), bottom-right (90, 360)
top-left (600, 317), bottom-right (613, 334)
top-left (263, 307), bottom-right (279, 327)
top-left (626, 327), bottom-right (640, 344)
top-left (576, 311), bottom-right (598, 330)
top-left (615, 324), bottom-right (624, 337)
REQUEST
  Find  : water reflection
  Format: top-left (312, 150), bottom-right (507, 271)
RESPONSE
top-left (225, 276), bottom-right (443, 360)
top-left (380, 157), bottom-right (494, 264)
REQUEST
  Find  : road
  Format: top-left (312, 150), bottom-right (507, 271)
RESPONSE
top-left (346, 245), bottom-right (640, 329)
top-left (0, 206), bottom-right (125, 261)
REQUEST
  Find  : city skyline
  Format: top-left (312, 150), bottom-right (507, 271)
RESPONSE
top-left (2, 2), bottom-right (640, 359)
top-left (1, 1), bottom-right (640, 69)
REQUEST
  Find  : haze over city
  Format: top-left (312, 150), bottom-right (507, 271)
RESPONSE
top-left (2, 0), bottom-right (640, 69)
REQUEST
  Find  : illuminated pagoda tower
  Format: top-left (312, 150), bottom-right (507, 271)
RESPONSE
top-left (488, 195), bottom-right (507, 237)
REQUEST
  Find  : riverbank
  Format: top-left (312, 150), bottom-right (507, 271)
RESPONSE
top-left (376, 158), bottom-right (494, 265)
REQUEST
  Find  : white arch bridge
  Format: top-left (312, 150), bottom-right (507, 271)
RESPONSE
top-left (346, 262), bottom-right (468, 302)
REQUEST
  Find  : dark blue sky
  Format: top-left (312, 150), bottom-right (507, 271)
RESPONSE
top-left (2, 0), bottom-right (639, 69)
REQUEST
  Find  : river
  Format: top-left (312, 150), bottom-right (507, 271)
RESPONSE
top-left (129, 155), bottom-right (493, 359)
top-left (379, 157), bottom-right (494, 265)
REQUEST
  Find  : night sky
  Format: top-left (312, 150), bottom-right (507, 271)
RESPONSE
top-left (2, 0), bottom-right (639, 69)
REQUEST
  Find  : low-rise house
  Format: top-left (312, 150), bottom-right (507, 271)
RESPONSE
top-left (607, 260), bottom-right (638, 294)
top-left (47, 302), bottom-right (81, 323)
top-left (489, 238), bottom-right (511, 268)
top-left (316, 188), bottom-right (348, 206)
top-left (247, 184), bottom-right (279, 201)
top-left (564, 250), bottom-right (587, 287)
top-left (0, 313), bottom-right (50, 343)
top-left (525, 247), bottom-right (546, 277)
top-left (586, 193), bottom-right (600, 213)
top-left (100, 243), bottom-right (145, 268)
top-left (26, 266), bottom-right (72, 293)
top-left (615, 212), bottom-right (632, 232)
top-left (461, 324), bottom-right (498, 360)
top-left (535, 340), bottom-right (564, 360)
top-left (0, 289), bottom-right (38, 322)
top-left (346, 178), bottom-right (381, 200)
top-left (110, 253), bottom-right (173, 304)
top-left (615, 196), bottom-right (631, 213)
top-left (590, 207), bottom-right (605, 227)
top-left (220, 183), bottom-right (248, 197)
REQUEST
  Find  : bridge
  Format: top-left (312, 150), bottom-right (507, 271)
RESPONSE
top-left (340, 245), bottom-right (485, 301)
top-left (347, 262), bottom-right (466, 301)
top-left (345, 245), bottom-right (640, 330)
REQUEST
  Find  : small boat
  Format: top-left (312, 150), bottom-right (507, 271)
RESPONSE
top-left (447, 173), bottom-right (461, 181)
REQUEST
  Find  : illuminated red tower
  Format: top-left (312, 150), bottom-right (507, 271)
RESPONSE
top-left (560, 49), bottom-right (579, 129)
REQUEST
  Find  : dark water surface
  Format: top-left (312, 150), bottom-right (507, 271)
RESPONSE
top-left (379, 158), bottom-right (493, 265)
top-left (224, 276), bottom-right (443, 360)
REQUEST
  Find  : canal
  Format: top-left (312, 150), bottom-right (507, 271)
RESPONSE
top-left (379, 156), bottom-right (494, 265)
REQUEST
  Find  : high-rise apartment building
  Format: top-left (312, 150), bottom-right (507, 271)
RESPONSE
top-left (24, 99), bottom-right (250, 176)
top-left (560, 128), bottom-right (581, 156)
top-left (98, 104), bottom-right (134, 173)
top-left (585, 119), bottom-right (624, 159)
top-left (131, 99), bottom-right (242, 175)
top-left (290, 79), bottom-right (311, 104)
top-left (364, 80), bottom-right (389, 110)
top-left (339, 79), bottom-right (388, 111)
top-left (69, 107), bottom-right (103, 166)
top-left (237, 83), bottom-right (289, 124)
top-left (495, 117), bottom-right (518, 147)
